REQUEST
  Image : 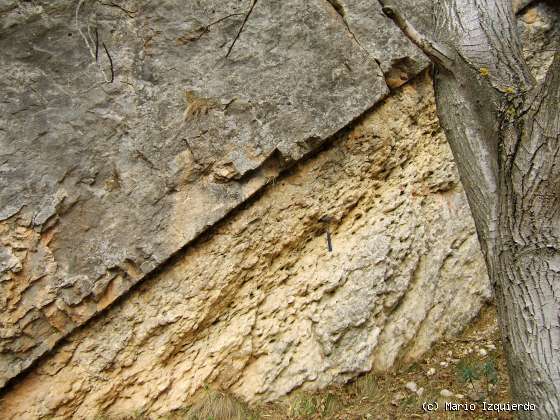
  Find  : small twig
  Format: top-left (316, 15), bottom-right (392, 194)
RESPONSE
top-left (102, 42), bottom-right (115, 83)
top-left (95, 27), bottom-right (99, 62)
top-left (98, 1), bottom-right (137, 18)
top-left (210, 12), bottom-right (245, 29)
top-left (225, 0), bottom-right (258, 58)
top-left (183, 12), bottom-right (245, 43)
top-left (377, 0), bottom-right (453, 69)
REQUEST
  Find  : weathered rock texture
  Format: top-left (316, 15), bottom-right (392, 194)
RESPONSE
top-left (0, 0), bottom-right (558, 418)
top-left (1, 70), bottom-right (493, 419)
top-left (1, 0), bottom-right (391, 386)
top-left (0, 0), bottom-right (445, 388)
top-left (517, 0), bottom-right (560, 82)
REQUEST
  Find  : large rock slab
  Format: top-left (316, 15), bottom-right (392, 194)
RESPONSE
top-left (0, 0), bottom-right (388, 387)
top-left (0, 72), bottom-right (494, 419)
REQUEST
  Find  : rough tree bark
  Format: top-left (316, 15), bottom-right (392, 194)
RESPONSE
top-left (378, 0), bottom-right (560, 418)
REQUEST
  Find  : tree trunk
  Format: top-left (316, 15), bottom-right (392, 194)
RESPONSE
top-left (379, 1), bottom-right (560, 417)
top-left (492, 51), bottom-right (560, 419)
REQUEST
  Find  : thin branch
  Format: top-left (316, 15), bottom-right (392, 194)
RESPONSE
top-left (209, 12), bottom-right (245, 29)
top-left (95, 27), bottom-right (99, 62)
top-left (177, 13), bottom-right (245, 44)
top-left (225, 0), bottom-right (258, 58)
top-left (97, 1), bottom-right (137, 18)
top-left (102, 42), bottom-right (115, 83)
top-left (377, 0), bottom-right (453, 69)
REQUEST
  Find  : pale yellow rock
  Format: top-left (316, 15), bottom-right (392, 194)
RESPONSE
top-left (521, 7), bottom-right (539, 24)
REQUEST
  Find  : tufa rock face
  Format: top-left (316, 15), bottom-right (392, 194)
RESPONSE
top-left (0, 0), bottom-right (558, 417)
top-left (0, 72), bottom-right (493, 419)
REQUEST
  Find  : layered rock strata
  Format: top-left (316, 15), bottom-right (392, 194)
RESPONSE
top-left (0, 0), bottom-right (558, 418)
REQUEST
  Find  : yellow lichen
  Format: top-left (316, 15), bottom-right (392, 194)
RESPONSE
top-left (505, 106), bottom-right (517, 120)
top-left (479, 67), bottom-right (490, 77)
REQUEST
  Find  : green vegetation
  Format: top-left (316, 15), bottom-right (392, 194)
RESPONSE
top-left (456, 354), bottom-right (500, 400)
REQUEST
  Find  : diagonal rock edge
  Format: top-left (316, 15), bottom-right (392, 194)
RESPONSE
top-left (0, 0), bottom-right (389, 389)
top-left (0, 81), bottom-right (390, 396)
top-left (1, 0), bottom-right (556, 406)
top-left (0, 0), bottom-right (447, 386)
top-left (1, 69), bottom-right (494, 418)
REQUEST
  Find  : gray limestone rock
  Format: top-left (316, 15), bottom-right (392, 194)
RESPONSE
top-left (325, 0), bottom-right (433, 88)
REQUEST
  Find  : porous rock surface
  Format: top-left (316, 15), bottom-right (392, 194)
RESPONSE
top-left (1, 71), bottom-right (492, 419)
top-left (0, 0), bottom-right (558, 418)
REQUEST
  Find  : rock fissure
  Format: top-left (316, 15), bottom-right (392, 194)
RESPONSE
top-left (325, 0), bottom-right (369, 58)
top-left (0, 70), bottom-right (494, 416)
top-left (225, 0), bottom-right (259, 58)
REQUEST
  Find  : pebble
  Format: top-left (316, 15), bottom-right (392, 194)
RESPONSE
top-left (479, 348), bottom-right (488, 356)
top-left (405, 381), bottom-right (418, 393)
top-left (426, 367), bottom-right (436, 377)
top-left (440, 361), bottom-right (448, 367)
top-left (440, 389), bottom-right (454, 398)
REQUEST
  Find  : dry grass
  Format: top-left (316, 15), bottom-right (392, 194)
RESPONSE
top-left (181, 388), bottom-right (257, 420)
top-left (283, 390), bottom-right (345, 418)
